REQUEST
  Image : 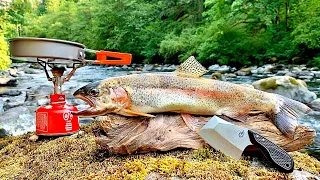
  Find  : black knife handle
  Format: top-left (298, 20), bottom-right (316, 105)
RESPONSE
top-left (248, 130), bottom-right (294, 173)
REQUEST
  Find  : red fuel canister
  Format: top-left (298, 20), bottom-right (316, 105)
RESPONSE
top-left (36, 94), bottom-right (79, 136)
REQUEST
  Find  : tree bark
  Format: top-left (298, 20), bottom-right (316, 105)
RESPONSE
top-left (93, 113), bottom-right (316, 155)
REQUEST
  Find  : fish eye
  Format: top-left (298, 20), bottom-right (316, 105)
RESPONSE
top-left (89, 88), bottom-right (100, 96)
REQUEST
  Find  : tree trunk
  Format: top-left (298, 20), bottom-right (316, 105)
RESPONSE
top-left (93, 114), bottom-right (316, 155)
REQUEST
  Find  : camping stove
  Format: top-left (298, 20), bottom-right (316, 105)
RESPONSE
top-left (36, 66), bottom-right (80, 135)
top-left (9, 37), bottom-right (132, 136)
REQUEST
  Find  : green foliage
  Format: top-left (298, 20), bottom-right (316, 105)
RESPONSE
top-left (0, 35), bottom-right (11, 70)
top-left (1, 0), bottom-right (319, 66)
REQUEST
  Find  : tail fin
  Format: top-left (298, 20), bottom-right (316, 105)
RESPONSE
top-left (272, 94), bottom-right (311, 138)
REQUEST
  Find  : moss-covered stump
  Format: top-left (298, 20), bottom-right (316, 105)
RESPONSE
top-left (0, 122), bottom-right (319, 179)
top-left (94, 114), bottom-right (316, 154)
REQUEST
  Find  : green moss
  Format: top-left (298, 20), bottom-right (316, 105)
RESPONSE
top-left (260, 78), bottom-right (278, 90)
top-left (289, 77), bottom-right (300, 86)
top-left (0, 122), bottom-right (319, 179)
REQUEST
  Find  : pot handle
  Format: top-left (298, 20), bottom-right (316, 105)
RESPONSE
top-left (95, 50), bottom-right (132, 65)
top-left (84, 49), bottom-right (132, 65)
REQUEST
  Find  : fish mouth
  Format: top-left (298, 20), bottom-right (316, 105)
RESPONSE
top-left (74, 94), bottom-right (96, 108)
top-left (72, 94), bottom-right (104, 117)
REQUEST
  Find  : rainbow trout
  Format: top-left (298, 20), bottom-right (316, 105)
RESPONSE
top-left (73, 57), bottom-right (310, 138)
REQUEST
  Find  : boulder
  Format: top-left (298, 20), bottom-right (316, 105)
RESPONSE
top-left (8, 68), bottom-right (18, 77)
top-left (208, 64), bottom-right (220, 71)
top-left (0, 76), bottom-right (18, 86)
top-left (211, 72), bottom-right (225, 81)
top-left (216, 65), bottom-right (230, 73)
top-left (252, 76), bottom-right (317, 103)
top-left (0, 128), bottom-right (10, 138)
top-left (308, 98), bottom-right (320, 111)
top-left (236, 68), bottom-right (251, 76)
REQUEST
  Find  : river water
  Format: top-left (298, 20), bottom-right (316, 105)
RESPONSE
top-left (5, 65), bottom-right (320, 159)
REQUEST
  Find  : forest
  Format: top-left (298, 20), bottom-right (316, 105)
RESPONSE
top-left (0, 0), bottom-right (319, 69)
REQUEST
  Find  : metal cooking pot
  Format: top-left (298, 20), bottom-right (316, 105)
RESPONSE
top-left (9, 37), bottom-right (87, 64)
top-left (9, 37), bottom-right (132, 65)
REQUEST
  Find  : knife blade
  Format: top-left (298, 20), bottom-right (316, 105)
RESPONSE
top-left (198, 116), bottom-right (294, 173)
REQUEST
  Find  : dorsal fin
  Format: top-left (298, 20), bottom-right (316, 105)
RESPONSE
top-left (175, 56), bottom-right (208, 78)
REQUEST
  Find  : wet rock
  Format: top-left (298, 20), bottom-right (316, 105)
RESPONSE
top-left (208, 64), bottom-right (220, 71)
top-left (0, 128), bottom-right (10, 137)
top-left (162, 65), bottom-right (177, 71)
top-left (216, 65), bottom-right (230, 73)
top-left (256, 64), bottom-right (274, 74)
top-left (24, 68), bottom-right (42, 74)
top-left (211, 72), bottom-right (225, 81)
top-left (225, 73), bottom-right (237, 78)
top-left (0, 70), bottom-right (9, 76)
top-left (298, 71), bottom-right (314, 77)
top-left (308, 98), bottom-right (320, 111)
top-left (37, 98), bottom-right (50, 106)
top-left (29, 63), bottom-right (44, 70)
top-left (0, 89), bottom-right (22, 96)
top-left (276, 70), bottom-right (290, 76)
top-left (143, 64), bottom-right (154, 71)
top-left (312, 71), bottom-right (320, 78)
top-left (3, 91), bottom-right (27, 110)
top-left (252, 76), bottom-right (317, 103)
top-left (8, 68), bottom-right (18, 77)
top-left (0, 76), bottom-right (18, 86)
top-left (285, 72), bottom-right (298, 78)
top-left (236, 68), bottom-right (251, 76)
top-left (298, 76), bottom-right (313, 80)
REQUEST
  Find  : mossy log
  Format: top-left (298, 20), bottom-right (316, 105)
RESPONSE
top-left (92, 114), bottom-right (316, 155)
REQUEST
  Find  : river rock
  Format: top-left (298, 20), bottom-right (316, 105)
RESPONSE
top-left (0, 89), bottom-right (22, 96)
top-left (24, 68), bottom-right (42, 74)
top-left (252, 76), bottom-right (317, 103)
top-left (3, 91), bottom-right (27, 110)
top-left (298, 71), bottom-right (314, 77)
top-left (308, 98), bottom-right (320, 111)
top-left (211, 72), bottom-right (225, 81)
top-left (298, 75), bottom-right (313, 80)
top-left (143, 64), bottom-right (154, 71)
top-left (216, 65), bottom-right (230, 73)
top-left (0, 76), bottom-right (18, 86)
top-left (208, 64), bottom-right (220, 71)
top-left (37, 98), bottom-right (50, 106)
top-left (0, 128), bottom-right (10, 137)
top-left (236, 68), bottom-right (251, 76)
top-left (285, 72), bottom-right (298, 78)
top-left (312, 71), bottom-right (320, 78)
top-left (8, 68), bottom-right (18, 77)
top-left (276, 70), bottom-right (289, 76)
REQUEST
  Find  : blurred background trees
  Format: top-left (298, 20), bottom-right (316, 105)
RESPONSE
top-left (0, 0), bottom-right (319, 68)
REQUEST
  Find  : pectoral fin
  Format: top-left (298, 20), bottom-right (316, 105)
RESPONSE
top-left (121, 109), bottom-right (155, 117)
top-left (181, 113), bottom-right (198, 131)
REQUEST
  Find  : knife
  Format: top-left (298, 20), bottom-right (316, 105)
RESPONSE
top-left (198, 116), bottom-right (294, 173)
